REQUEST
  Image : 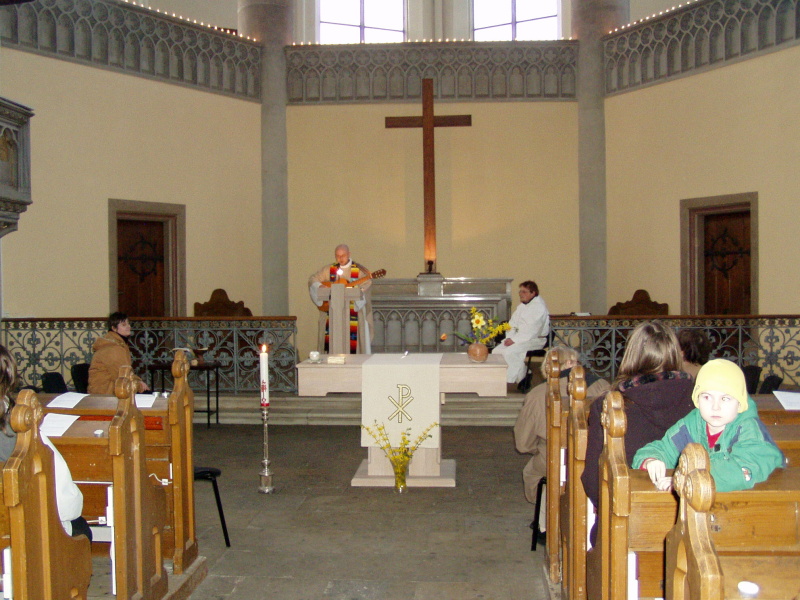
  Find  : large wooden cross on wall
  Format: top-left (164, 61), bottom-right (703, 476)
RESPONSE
top-left (385, 79), bottom-right (472, 275)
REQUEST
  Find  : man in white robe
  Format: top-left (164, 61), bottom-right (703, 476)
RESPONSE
top-left (308, 244), bottom-right (373, 353)
top-left (492, 280), bottom-right (550, 384)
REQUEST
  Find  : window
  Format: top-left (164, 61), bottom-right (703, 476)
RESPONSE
top-left (473, 0), bottom-right (558, 41)
top-left (320, 0), bottom-right (405, 44)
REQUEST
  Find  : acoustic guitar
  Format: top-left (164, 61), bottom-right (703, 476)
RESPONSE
top-left (317, 268), bottom-right (386, 312)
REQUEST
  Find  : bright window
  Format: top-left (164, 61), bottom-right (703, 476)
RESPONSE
top-left (320, 0), bottom-right (405, 44)
top-left (473, 0), bottom-right (558, 41)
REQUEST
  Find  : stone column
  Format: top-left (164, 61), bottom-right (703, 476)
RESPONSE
top-left (572, 0), bottom-right (628, 315)
top-left (238, 0), bottom-right (293, 315)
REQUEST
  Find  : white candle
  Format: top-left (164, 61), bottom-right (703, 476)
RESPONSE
top-left (260, 344), bottom-right (269, 407)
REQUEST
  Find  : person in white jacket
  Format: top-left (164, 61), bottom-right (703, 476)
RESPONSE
top-left (0, 345), bottom-right (90, 539)
top-left (492, 281), bottom-right (550, 384)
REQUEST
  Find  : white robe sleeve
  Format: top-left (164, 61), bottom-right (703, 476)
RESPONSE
top-left (309, 281), bottom-right (324, 307)
top-left (42, 433), bottom-right (84, 535)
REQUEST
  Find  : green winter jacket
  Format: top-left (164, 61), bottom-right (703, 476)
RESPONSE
top-left (632, 398), bottom-right (785, 492)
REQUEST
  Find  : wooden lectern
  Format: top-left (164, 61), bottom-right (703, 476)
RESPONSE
top-left (316, 283), bottom-right (364, 354)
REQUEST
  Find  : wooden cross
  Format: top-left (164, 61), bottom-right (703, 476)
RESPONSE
top-left (385, 79), bottom-right (472, 274)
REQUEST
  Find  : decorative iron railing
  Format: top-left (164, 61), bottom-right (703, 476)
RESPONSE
top-left (551, 315), bottom-right (800, 388)
top-left (3, 315), bottom-right (797, 394)
top-left (0, 317), bottom-right (297, 393)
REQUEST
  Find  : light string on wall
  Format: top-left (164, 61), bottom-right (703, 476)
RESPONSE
top-left (608, 0), bottom-right (701, 33)
top-left (119, 0), bottom-right (258, 42)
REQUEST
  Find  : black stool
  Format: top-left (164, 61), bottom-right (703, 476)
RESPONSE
top-left (530, 476), bottom-right (546, 551)
top-left (194, 466), bottom-right (231, 547)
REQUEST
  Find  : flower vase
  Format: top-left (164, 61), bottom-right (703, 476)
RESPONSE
top-left (467, 342), bottom-right (489, 363)
top-left (392, 460), bottom-right (409, 494)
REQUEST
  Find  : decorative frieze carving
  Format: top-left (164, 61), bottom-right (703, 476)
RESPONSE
top-left (603, 0), bottom-right (800, 95)
top-left (286, 41), bottom-right (579, 104)
top-left (0, 0), bottom-right (262, 102)
top-left (0, 97), bottom-right (33, 238)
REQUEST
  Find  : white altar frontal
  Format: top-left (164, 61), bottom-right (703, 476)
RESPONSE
top-left (352, 353), bottom-right (455, 488)
top-left (296, 353), bottom-right (507, 487)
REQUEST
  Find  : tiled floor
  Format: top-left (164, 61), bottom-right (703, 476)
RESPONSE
top-left (189, 424), bottom-right (549, 600)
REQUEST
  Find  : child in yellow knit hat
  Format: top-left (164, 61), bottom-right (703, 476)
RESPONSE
top-left (632, 358), bottom-right (784, 492)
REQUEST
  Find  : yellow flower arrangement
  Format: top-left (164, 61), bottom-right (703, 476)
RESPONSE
top-left (454, 307), bottom-right (510, 345)
top-left (362, 421), bottom-right (439, 492)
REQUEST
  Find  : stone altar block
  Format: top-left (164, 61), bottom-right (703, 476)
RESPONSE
top-left (297, 353), bottom-right (507, 398)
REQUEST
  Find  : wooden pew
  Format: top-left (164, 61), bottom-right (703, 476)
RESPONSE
top-left (752, 394), bottom-right (800, 425)
top-left (42, 350), bottom-right (198, 574)
top-left (2, 390), bottom-right (92, 599)
top-left (558, 364), bottom-right (590, 600)
top-left (544, 353), bottom-right (567, 582)
top-left (591, 391), bottom-right (800, 600)
top-left (666, 443), bottom-right (800, 600)
top-left (167, 351), bottom-right (199, 574)
top-left (49, 367), bottom-right (168, 600)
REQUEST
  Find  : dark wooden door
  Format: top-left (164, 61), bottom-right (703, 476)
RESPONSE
top-left (703, 211), bottom-right (751, 315)
top-left (117, 219), bottom-right (166, 317)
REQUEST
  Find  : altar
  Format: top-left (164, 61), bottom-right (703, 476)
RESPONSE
top-left (297, 353), bottom-right (507, 488)
top-left (297, 353), bottom-right (507, 398)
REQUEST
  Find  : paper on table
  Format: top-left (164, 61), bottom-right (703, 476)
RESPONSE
top-left (135, 393), bottom-right (160, 408)
top-left (773, 391), bottom-right (800, 411)
top-left (40, 413), bottom-right (80, 438)
top-left (46, 392), bottom-right (87, 408)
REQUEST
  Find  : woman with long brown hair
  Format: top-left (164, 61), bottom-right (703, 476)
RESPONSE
top-left (581, 320), bottom-right (695, 543)
top-left (0, 344), bottom-right (91, 539)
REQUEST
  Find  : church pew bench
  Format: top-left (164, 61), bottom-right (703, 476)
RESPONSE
top-left (41, 350), bottom-right (198, 574)
top-left (48, 367), bottom-right (169, 600)
top-left (2, 390), bottom-right (92, 599)
top-left (666, 443), bottom-right (800, 600)
top-left (590, 391), bottom-right (800, 600)
top-left (751, 394), bottom-right (800, 425)
top-left (544, 353), bottom-right (568, 583)
top-left (558, 365), bottom-right (590, 600)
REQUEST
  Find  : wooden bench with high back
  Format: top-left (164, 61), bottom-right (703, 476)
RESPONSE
top-left (666, 443), bottom-right (800, 600)
top-left (167, 350), bottom-right (199, 574)
top-left (589, 391), bottom-right (800, 600)
top-left (558, 364), bottom-right (590, 600)
top-left (2, 390), bottom-right (93, 599)
top-left (42, 350), bottom-right (198, 575)
top-left (48, 366), bottom-right (168, 600)
top-left (544, 352), bottom-right (567, 583)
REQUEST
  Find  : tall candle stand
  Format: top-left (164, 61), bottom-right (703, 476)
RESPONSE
top-left (258, 343), bottom-right (275, 494)
top-left (259, 403), bottom-right (275, 494)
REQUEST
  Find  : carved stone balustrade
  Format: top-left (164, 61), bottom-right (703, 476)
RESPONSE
top-left (370, 275), bottom-right (512, 353)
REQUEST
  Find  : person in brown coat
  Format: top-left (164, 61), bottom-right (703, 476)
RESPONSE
top-left (514, 345), bottom-right (610, 503)
top-left (88, 312), bottom-right (149, 394)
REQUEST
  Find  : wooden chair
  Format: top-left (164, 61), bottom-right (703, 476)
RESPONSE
top-left (666, 444), bottom-right (800, 600)
top-left (2, 390), bottom-right (92, 599)
top-left (194, 288), bottom-right (253, 317)
top-left (608, 289), bottom-right (668, 315)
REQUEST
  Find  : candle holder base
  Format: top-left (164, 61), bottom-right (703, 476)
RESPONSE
top-left (258, 474), bottom-right (275, 494)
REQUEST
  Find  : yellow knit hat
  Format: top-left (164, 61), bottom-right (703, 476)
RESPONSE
top-left (692, 358), bottom-right (748, 413)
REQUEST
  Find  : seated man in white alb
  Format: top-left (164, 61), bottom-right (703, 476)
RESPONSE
top-left (492, 280), bottom-right (550, 385)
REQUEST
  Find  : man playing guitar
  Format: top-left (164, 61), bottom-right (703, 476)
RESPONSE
top-left (308, 244), bottom-right (384, 354)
